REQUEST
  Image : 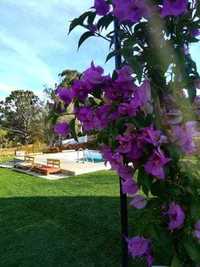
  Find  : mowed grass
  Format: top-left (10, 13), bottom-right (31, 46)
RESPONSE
top-left (2, 161), bottom-right (199, 267)
top-left (0, 168), bottom-right (151, 267)
top-left (1, 153), bottom-right (200, 267)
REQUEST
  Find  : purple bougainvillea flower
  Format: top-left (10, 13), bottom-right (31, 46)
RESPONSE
top-left (104, 66), bottom-right (136, 101)
top-left (95, 105), bottom-right (112, 129)
top-left (146, 253), bottom-right (154, 267)
top-left (115, 65), bottom-right (136, 98)
top-left (94, 0), bottom-right (110, 16)
top-left (191, 29), bottom-right (200, 37)
top-left (98, 104), bottom-right (118, 128)
top-left (116, 134), bottom-right (133, 153)
top-left (172, 123), bottom-right (196, 154)
top-left (194, 220), bottom-right (200, 240)
top-left (122, 178), bottom-right (138, 195)
top-left (115, 65), bottom-right (133, 84)
top-left (118, 165), bottom-right (134, 180)
top-left (144, 148), bottom-right (171, 179)
top-left (109, 153), bottom-right (124, 170)
top-left (54, 122), bottom-right (70, 136)
top-left (101, 146), bottom-right (113, 164)
top-left (71, 80), bottom-right (91, 101)
top-left (127, 236), bottom-right (153, 266)
top-left (82, 62), bottom-right (105, 86)
top-left (103, 76), bottom-right (121, 101)
top-left (101, 146), bottom-right (123, 171)
top-left (125, 133), bottom-right (144, 161)
top-left (127, 142), bottom-right (143, 161)
top-left (140, 125), bottom-right (167, 147)
top-left (56, 87), bottom-right (73, 106)
top-left (123, 80), bottom-right (152, 116)
top-left (167, 202), bottom-right (185, 231)
top-left (75, 107), bottom-right (96, 131)
top-left (118, 102), bottom-right (138, 117)
top-left (161, 0), bottom-right (188, 17)
top-left (113, 0), bottom-right (149, 23)
top-left (130, 195), bottom-right (147, 209)
top-left (133, 80), bottom-right (151, 108)
top-left (127, 236), bottom-right (149, 257)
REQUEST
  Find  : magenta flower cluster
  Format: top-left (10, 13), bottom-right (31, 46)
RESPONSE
top-left (171, 122), bottom-right (196, 154)
top-left (55, 62), bottom-right (197, 266)
top-left (66, 0), bottom-right (200, 265)
top-left (166, 202), bottom-right (185, 231)
top-left (54, 122), bottom-right (70, 136)
top-left (56, 63), bottom-right (152, 133)
top-left (93, 0), bottom-right (188, 23)
top-left (94, 0), bottom-right (110, 16)
top-left (127, 236), bottom-right (153, 267)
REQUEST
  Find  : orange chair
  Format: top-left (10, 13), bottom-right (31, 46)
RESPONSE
top-left (34, 159), bottom-right (61, 175)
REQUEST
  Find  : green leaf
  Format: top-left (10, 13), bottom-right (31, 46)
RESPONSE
top-left (137, 167), bottom-right (152, 196)
top-left (166, 144), bottom-right (181, 162)
top-left (105, 50), bottom-right (117, 63)
top-left (78, 31), bottom-right (94, 49)
top-left (97, 14), bottom-right (113, 31)
top-left (151, 180), bottom-right (167, 199)
top-left (68, 18), bottom-right (81, 34)
top-left (128, 56), bottom-right (143, 83)
top-left (68, 11), bottom-right (95, 34)
top-left (149, 224), bottom-right (173, 263)
top-left (69, 118), bottom-right (78, 142)
top-left (87, 12), bottom-right (96, 25)
top-left (79, 11), bottom-right (95, 23)
top-left (184, 239), bottom-right (200, 263)
top-left (197, 1), bottom-right (200, 16)
top-left (171, 255), bottom-right (182, 267)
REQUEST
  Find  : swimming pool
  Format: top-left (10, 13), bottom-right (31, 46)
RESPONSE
top-left (83, 150), bottom-right (104, 163)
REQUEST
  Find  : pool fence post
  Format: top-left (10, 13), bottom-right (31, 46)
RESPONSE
top-left (114, 19), bottom-right (129, 267)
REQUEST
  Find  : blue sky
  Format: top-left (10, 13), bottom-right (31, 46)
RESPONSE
top-left (0, 0), bottom-right (113, 99)
top-left (0, 0), bottom-right (199, 100)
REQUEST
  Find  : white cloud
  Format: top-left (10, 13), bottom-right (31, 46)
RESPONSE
top-left (0, 29), bottom-right (55, 86)
top-left (0, 0), bottom-right (95, 98)
top-left (1, 0), bottom-right (91, 19)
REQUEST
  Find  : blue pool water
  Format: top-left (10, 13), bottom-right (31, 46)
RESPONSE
top-left (83, 150), bottom-right (104, 163)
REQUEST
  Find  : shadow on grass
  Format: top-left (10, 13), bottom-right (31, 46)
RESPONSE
top-left (0, 196), bottom-right (144, 267)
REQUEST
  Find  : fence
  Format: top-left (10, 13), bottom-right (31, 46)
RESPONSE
top-left (0, 143), bottom-right (47, 157)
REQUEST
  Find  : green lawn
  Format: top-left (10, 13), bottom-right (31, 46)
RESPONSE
top-left (4, 166), bottom-right (199, 266)
top-left (0, 168), bottom-right (152, 267)
top-left (0, 159), bottom-right (200, 266)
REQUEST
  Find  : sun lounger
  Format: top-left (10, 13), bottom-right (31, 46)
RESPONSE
top-left (15, 156), bottom-right (35, 170)
top-left (33, 159), bottom-right (61, 175)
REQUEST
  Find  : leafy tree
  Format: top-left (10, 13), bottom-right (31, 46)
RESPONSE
top-left (58, 69), bottom-right (80, 87)
top-left (44, 69), bottom-right (81, 146)
top-left (0, 90), bottom-right (44, 145)
top-left (0, 128), bottom-right (8, 148)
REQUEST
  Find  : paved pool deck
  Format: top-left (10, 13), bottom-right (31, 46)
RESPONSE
top-left (13, 150), bottom-right (110, 179)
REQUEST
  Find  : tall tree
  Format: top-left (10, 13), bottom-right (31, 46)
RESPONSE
top-left (0, 128), bottom-right (8, 148)
top-left (0, 90), bottom-right (44, 145)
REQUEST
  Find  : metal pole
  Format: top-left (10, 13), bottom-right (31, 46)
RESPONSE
top-left (114, 19), bottom-right (129, 267)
